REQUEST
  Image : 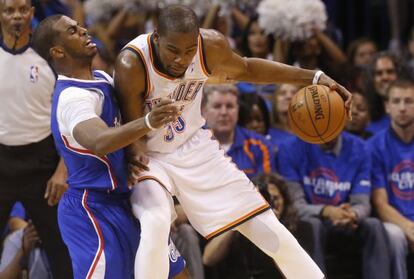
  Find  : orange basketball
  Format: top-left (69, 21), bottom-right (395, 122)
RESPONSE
top-left (288, 85), bottom-right (347, 144)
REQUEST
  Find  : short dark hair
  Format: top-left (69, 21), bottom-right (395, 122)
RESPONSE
top-left (32, 14), bottom-right (64, 63)
top-left (157, 5), bottom-right (199, 36)
top-left (387, 79), bottom-right (414, 98)
top-left (238, 93), bottom-right (271, 134)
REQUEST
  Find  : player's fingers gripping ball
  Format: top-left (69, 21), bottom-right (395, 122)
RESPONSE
top-left (288, 85), bottom-right (347, 144)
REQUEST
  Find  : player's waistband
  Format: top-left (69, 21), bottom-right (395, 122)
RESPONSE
top-left (65, 187), bottom-right (131, 203)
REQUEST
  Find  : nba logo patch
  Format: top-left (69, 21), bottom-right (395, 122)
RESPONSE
top-left (30, 66), bottom-right (39, 83)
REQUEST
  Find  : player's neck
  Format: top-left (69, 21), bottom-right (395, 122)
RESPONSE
top-left (214, 130), bottom-right (234, 145)
top-left (391, 122), bottom-right (414, 143)
top-left (58, 62), bottom-right (94, 80)
top-left (1, 30), bottom-right (31, 51)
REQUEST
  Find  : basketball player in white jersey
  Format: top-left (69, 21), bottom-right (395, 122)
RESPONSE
top-left (114, 5), bottom-right (352, 279)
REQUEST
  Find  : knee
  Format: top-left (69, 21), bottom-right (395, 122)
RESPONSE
top-left (301, 216), bottom-right (324, 235)
top-left (384, 223), bottom-right (408, 253)
top-left (139, 210), bottom-right (171, 240)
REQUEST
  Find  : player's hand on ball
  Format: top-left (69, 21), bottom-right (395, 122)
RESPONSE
top-left (318, 73), bottom-right (353, 120)
top-left (148, 99), bottom-right (181, 129)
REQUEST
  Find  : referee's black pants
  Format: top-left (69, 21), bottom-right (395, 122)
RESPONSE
top-left (0, 135), bottom-right (73, 278)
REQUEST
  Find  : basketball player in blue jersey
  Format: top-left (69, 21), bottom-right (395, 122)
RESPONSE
top-left (371, 79), bottom-right (414, 279)
top-left (32, 15), bottom-right (187, 279)
top-left (114, 5), bottom-right (353, 279)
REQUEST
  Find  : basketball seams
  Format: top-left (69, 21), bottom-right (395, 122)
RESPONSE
top-left (288, 95), bottom-right (318, 139)
top-left (288, 85), bottom-right (346, 144)
top-left (321, 89), bottom-right (331, 137)
top-left (321, 106), bottom-right (346, 141)
top-left (303, 86), bottom-right (326, 144)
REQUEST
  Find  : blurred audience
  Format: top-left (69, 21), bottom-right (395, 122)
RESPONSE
top-left (277, 132), bottom-right (391, 278)
top-left (345, 92), bottom-right (372, 139)
top-left (371, 79), bottom-right (414, 279)
top-left (202, 84), bottom-right (275, 178)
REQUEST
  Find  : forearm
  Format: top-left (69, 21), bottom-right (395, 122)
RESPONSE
top-left (238, 58), bottom-right (316, 85)
top-left (350, 194), bottom-right (371, 220)
top-left (314, 30), bottom-right (347, 64)
top-left (287, 181), bottom-right (324, 219)
top-left (377, 203), bottom-right (412, 230)
top-left (203, 231), bottom-right (235, 266)
top-left (78, 118), bottom-right (150, 157)
top-left (0, 249), bottom-right (24, 279)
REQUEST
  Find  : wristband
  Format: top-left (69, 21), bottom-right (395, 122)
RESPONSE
top-left (312, 70), bottom-right (324, 85)
top-left (144, 112), bottom-right (157, 131)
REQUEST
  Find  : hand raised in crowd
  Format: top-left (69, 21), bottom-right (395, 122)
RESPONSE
top-left (146, 99), bottom-right (181, 129)
top-left (318, 73), bottom-right (353, 120)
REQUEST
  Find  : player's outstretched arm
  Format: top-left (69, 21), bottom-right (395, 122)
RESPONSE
top-left (202, 29), bottom-right (352, 118)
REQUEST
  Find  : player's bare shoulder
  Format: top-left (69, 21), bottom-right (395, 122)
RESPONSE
top-left (114, 48), bottom-right (146, 97)
top-left (115, 49), bottom-right (145, 75)
top-left (200, 29), bottom-right (233, 77)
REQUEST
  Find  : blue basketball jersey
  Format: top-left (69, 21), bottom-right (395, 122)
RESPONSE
top-left (51, 71), bottom-right (128, 193)
top-left (278, 132), bottom-right (371, 205)
top-left (369, 127), bottom-right (414, 221)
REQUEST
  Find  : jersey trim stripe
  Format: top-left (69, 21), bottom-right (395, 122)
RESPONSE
top-left (147, 34), bottom-right (176, 81)
top-left (205, 204), bottom-right (270, 239)
top-left (198, 35), bottom-right (210, 76)
top-left (61, 135), bottom-right (118, 190)
top-left (137, 175), bottom-right (173, 195)
top-left (124, 45), bottom-right (152, 99)
top-left (243, 139), bottom-right (271, 174)
top-left (82, 190), bottom-right (106, 279)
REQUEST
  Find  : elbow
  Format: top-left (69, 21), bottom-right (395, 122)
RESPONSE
top-left (202, 253), bottom-right (218, 267)
top-left (91, 141), bottom-right (111, 157)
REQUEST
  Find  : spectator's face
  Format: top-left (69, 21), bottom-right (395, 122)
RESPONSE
top-left (267, 183), bottom-right (284, 218)
top-left (354, 42), bottom-right (377, 67)
top-left (374, 57), bottom-right (397, 97)
top-left (155, 30), bottom-right (198, 77)
top-left (203, 91), bottom-right (239, 136)
top-left (248, 22), bottom-right (269, 57)
top-left (275, 84), bottom-right (297, 114)
top-left (0, 0), bottom-right (33, 38)
top-left (52, 16), bottom-right (97, 61)
top-left (346, 93), bottom-right (370, 133)
top-left (386, 87), bottom-right (414, 129)
top-left (245, 104), bottom-right (266, 135)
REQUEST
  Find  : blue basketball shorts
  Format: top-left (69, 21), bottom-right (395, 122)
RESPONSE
top-left (58, 188), bottom-right (185, 279)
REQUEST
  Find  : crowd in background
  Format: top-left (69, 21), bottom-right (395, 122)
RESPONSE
top-left (1, 0), bottom-right (414, 278)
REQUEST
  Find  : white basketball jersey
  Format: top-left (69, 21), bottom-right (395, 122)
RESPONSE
top-left (125, 33), bottom-right (209, 153)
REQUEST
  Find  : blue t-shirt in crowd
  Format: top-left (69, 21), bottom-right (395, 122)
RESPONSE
top-left (266, 127), bottom-right (296, 150)
top-left (365, 115), bottom-right (390, 134)
top-left (227, 126), bottom-right (275, 178)
top-left (278, 132), bottom-right (371, 205)
top-left (369, 127), bottom-right (414, 221)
